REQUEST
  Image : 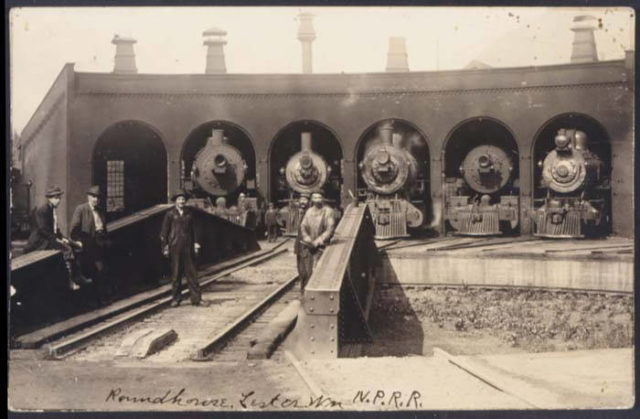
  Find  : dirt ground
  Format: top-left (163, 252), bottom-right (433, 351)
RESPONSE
top-left (362, 285), bottom-right (634, 357)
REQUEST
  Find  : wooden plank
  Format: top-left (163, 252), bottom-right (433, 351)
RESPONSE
top-left (11, 250), bottom-right (61, 271)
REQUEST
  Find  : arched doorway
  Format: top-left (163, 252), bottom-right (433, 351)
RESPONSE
top-left (181, 121), bottom-right (256, 205)
top-left (442, 117), bottom-right (519, 235)
top-left (356, 119), bottom-right (431, 227)
top-left (532, 113), bottom-right (611, 237)
top-left (93, 121), bottom-right (167, 221)
top-left (269, 120), bottom-right (343, 235)
top-left (355, 119), bottom-right (431, 239)
top-left (269, 120), bottom-right (343, 206)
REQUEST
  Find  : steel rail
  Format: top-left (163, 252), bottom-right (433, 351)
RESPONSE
top-left (44, 246), bottom-right (289, 359)
top-left (193, 273), bottom-right (299, 360)
top-left (16, 240), bottom-right (290, 349)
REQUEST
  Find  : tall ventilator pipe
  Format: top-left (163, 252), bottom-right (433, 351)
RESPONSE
top-left (112, 35), bottom-right (138, 74)
top-left (297, 12), bottom-right (316, 73)
top-left (570, 15), bottom-right (599, 63)
top-left (386, 37), bottom-right (409, 72)
top-left (203, 27), bottom-right (228, 74)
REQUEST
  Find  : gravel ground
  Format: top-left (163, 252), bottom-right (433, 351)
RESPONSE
top-left (363, 285), bottom-right (634, 356)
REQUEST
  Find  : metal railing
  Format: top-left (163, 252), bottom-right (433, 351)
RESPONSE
top-left (290, 203), bottom-right (377, 359)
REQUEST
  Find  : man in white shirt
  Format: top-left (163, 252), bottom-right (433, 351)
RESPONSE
top-left (70, 185), bottom-right (112, 303)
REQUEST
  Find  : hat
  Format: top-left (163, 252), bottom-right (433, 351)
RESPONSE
top-left (87, 185), bottom-right (101, 197)
top-left (171, 189), bottom-right (190, 201)
top-left (45, 186), bottom-right (64, 197)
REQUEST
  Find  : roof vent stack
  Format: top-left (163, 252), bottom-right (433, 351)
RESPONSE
top-left (386, 37), bottom-right (409, 72)
top-left (297, 12), bottom-right (316, 74)
top-left (203, 27), bottom-right (228, 74)
top-left (112, 35), bottom-right (138, 74)
top-left (570, 15), bottom-right (599, 63)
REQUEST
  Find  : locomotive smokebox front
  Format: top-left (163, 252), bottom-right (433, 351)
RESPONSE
top-left (192, 129), bottom-right (247, 196)
top-left (285, 132), bottom-right (329, 194)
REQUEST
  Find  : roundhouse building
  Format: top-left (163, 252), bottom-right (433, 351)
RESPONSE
top-left (17, 19), bottom-right (634, 237)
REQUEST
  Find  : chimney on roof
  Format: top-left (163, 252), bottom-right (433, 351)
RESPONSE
top-left (112, 35), bottom-right (138, 74)
top-left (386, 37), bottom-right (409, 72)
top-left (203, 27), bottom-right (228, 74)
top-left (297, 12), bottom-right (316, 74)
top-left (570, 15), bottom-right (599, 63)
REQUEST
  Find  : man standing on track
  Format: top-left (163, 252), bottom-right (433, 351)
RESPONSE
top-left (298, 191), bottom-right (335, 293)
top-left (70, 185), bottom-right (113, 304)
top-left (161, 190), bottom-right (208, 307)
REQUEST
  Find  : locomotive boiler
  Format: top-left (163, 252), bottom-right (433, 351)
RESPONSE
top-left (532, 128), bottom-right (606, 238)
top-left (445, 144), bottom-right (518, 235)
top-left (191, 129), bottom-right (248, 196)
top-left (358, 121), bottom-right (423, 239)
top-left (188, 129), bottom-right (258, 227)
top-left (276, 132), bottom-right (332, 235)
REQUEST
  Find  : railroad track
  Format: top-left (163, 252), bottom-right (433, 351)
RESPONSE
top-left (14, 240), bottom-right (300, 362)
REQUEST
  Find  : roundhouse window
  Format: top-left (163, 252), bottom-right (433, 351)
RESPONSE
top-left (106, 160), bottom-right (125, 213)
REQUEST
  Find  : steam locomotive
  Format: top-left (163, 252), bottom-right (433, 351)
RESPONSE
top-left (188, 129), bottom-right (257, 227)
top-left (191, 129), bottom-right (248, 196)
top-left (358, 121), bottom-right (423, 239)
top-left (445, 144), bottom-right (519, 235)
top-left (276, 132), bottom-right (333, 235)
top-left (532, 128), bottom-right (607, 238)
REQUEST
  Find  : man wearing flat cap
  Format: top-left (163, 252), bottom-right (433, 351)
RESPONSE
top-left (25, 186), bottom-right (83, 289)
top-left (70, 185), bottom-right (113, 303)
top-left (160, 190), bottom-right (206, 307)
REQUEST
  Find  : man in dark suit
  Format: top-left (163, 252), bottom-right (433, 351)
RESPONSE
top-left (160, 190), bottom-right (207, 307)
top-left (70, 185), bottom-right (112, 303)
top-left (25, 186), bottom-right (84, 290)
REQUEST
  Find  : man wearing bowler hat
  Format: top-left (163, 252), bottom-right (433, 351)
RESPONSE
top-left (70, 185), bottom-right (113, 303)
top-left (160, 189), bottom-right (207, 307)
top-left (25, 186), bottom-right (84, 289)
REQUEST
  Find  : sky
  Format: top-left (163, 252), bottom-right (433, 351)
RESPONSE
top-left (9, 6), bottom-right (635, 134)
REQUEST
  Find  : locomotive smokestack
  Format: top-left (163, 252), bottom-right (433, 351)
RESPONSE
top-left (392, 133), bottom-right (403, 148)
top-left (301, 132), bottom-right (312, 152)
top-left (203, 27), bottom-right (228, 74)
top-left (112, 35), bottom-right (138, 74)
top-left (570, 15), bottom-right (599, 63)
top-left (208, 129), bottom-right (225, 146)
top-left (379, 121), bottom-right (394, 146)
top-left (386, 37), bottom-right (409, 72)
top-left (297, 12), bottom-right (316, 74)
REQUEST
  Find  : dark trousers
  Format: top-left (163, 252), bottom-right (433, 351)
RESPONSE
top-left (79, 233), bottom-right (112, 298)
top-left (298, 246), bottom-right (323, 294)
top-left (267, 224), bottom-right (278, 242)
top-left (170, 247), bottom-right (201, 304)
